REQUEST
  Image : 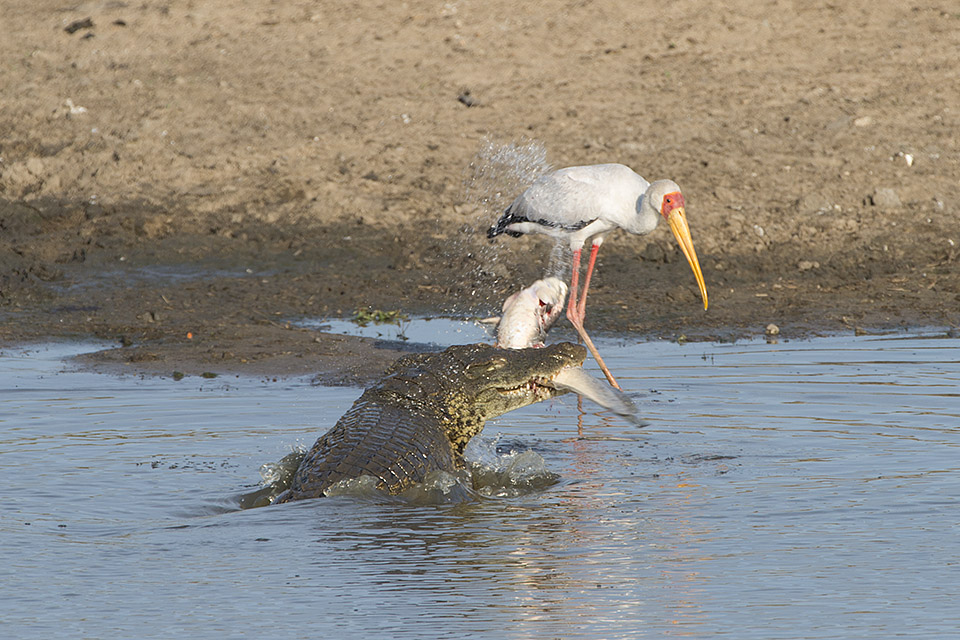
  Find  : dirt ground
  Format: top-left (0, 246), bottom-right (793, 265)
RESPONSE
top-left (1, 1), bottom-right (958, 384)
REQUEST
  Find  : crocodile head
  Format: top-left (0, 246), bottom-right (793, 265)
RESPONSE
top-left (380, 342), bottom-right (587, 453)
top-left (460, 342), bottom-right (586, 417)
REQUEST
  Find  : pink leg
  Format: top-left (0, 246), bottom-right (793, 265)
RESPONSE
top-left (577, 243), bottom-right (601, 321)
top-left (566, 248), bottom-right (582, 325)
top-left (566, 248), bottom-right (621, 390)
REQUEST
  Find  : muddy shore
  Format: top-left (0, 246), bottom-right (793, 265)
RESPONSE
top-left (2, 2), bottom-right (957, 384)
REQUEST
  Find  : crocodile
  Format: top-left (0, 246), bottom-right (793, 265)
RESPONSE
top-left (273, 341), bottom-right (586, 503)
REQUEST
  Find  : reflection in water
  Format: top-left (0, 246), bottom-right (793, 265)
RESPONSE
top-left (288, 469), bottom-right (717, 638)
top-left (2, 332), bottom-right (960, 638)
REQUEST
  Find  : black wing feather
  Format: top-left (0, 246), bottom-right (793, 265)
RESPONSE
top-left (488, 204), bottom-right (595, 239)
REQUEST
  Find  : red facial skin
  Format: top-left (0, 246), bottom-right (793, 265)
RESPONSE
top-left (660, 191), bottom-right (685, 219)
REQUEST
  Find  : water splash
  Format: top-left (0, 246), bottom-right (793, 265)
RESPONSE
top-left (323, 470), bottom-right (475, 504)
top-left (444, 138), bottom-right (554, 315)
top-left (546, 240), bottom-right (573, 281)
top-left (462, 137), bottom-right (551, 219)
top-left (240, 433), bottom-right (561, 507)
top-left (464, 435), bottom-right (560, 497)
top-left (318, 440), bottom-right (561, 503)
top-left (236, 448), bottom-right (305, 509)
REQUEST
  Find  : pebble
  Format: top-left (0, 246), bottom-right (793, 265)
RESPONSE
top-left (894, 151), bottom-right (914, 167)
top-left (870, 187), bottom-right (902, 209)
top-left (457, 90), bottom-right (479, 107)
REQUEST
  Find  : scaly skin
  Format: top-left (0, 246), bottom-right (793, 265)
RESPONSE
top-left (274, 342), bottom-right (586, 502)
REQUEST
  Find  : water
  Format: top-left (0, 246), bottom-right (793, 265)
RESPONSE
top-left (294, 315), bottom-right (494, 345)
top-left (2, 331), bottom-right (959, 639)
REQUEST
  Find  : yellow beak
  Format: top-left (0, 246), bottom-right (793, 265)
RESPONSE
top-left (667, 207), bottom-right (708, 310)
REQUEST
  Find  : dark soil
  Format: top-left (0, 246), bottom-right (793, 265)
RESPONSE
top-left (2, 1), bottom-right (958, 384)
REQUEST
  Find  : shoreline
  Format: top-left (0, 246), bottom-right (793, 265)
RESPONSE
top-left (6, 311), bottom-right (956, 388)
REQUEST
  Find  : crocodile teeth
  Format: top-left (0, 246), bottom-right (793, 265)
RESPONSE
top-left (499, 379), bottom-right (555, 397)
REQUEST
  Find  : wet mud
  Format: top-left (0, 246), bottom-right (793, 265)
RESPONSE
top-left (1, 2), bottom-right (958, 383)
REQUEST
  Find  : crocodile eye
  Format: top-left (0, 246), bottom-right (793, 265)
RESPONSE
top-left (465, 357), bottom-right (507, 378)
top-left (487, 357), bottom-right (507, 371)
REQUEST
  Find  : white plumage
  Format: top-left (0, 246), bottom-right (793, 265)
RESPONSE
top-left (490, 164), bottom-right (660, 248)
top-left (488, 163), bottom-right (708, 389)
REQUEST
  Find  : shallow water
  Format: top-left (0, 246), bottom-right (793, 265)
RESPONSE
top-left (295, 315), bottom-right (494, 345)
top-left (2, 331), bottom-right (959, 639)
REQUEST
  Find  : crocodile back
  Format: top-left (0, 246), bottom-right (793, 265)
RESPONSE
top-left (279, 389), bottom-right (456, 500)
